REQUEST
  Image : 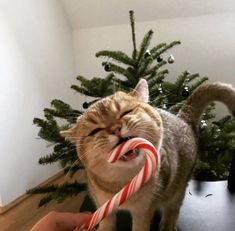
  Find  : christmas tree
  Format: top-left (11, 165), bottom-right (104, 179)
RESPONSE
top-left (28, 11), bottom-right (235, 207)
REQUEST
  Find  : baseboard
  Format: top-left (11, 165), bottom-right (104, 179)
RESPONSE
top-left (0, 171), bottom-right (64, 215)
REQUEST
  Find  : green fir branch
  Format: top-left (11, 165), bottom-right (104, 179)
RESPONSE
top-left (38, 152), bottom-right (64, 165)
top-left (102, 62), bottom-right (136, 83)
top-left (162, 82), bottom-right (178, 94)
top-left (136, 56), bottom-right (154, 77)
top-left (152, 41), bottom-right (181, 59)
top-left (112, 77), bottom-right (133, 92)
top-left (201, 103), bottom-right (216, 121)
top-left (150, 43), bottom-right (167, 55)
top-left (102, 62), bottom-right (126, 74)
top-left (168, 102), bottom-right (185, 114)
top-left (188, 77), bottom-right (208, 92)
top-left (27, 182), bottom-right (87, 207)
top-left (27, 184), bottom-right (58, 194)
top-left (33, 117), bottom-right (63, 143)
top-left (223, 118), bottom-right (235, 133)
top-left (43, 100), bottom-right (82, 123)
top-left (148, 71), bottom-right (169, 89)
top-left (72, 74), bottom-right (115, 98)
top-left (38, 149), bottom-right (77, 166)
top-left (136, 30), bottom-right (154, 65)
top-left (43, 108), bottom-right (78, 123)
top-left (71, 85), bottom-right (92, 97)
top-left (147, 69), bottom-right (169, 83)
top-left (38, 195), bottom-right (53, 207)
top-left (96, 51), bottom-right (135, 66)
top-left (187, 73), bottom-right (200, 82)
top-left (174, 71), bottom-right (191, 87)
top-left (144, 61), bottom-right (168, 77)
top-left (129, 10), bottom-right (137, 60)
top-left (63, 164), bottom-right (83, 177)
top-left (213, 115), bottom-right (232, 126)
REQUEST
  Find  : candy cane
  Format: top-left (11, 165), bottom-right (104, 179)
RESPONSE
top-left (82, 137), bottom-right (159, 230)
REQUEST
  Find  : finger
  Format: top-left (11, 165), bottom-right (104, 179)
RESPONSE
top-left (74, 228), bottom-right (86, 231)
top-left (54, 212), bottom-right (92, 230)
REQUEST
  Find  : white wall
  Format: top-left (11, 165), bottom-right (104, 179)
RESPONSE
top-left (73, 12), bottom-right (235, 115)
top-left (0, 0), bottom-right (76, 206)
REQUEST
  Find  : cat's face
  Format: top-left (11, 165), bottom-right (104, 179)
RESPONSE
top-left (61, 80), bottom-right (163, 182)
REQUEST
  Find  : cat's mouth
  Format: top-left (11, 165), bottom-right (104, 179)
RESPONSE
top-left (116, 137), bottom-right (140, 162)
top-left (120, 149), bottom-right (140, 162)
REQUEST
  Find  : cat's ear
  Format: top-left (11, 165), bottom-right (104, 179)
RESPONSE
top-left (60, 126), bottom-right (76, 142)
top-left (131, 79), bottom-right (149, 103)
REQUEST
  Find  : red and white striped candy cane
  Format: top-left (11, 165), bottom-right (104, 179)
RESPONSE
top-left (82, 137), bottom-right (159, 230)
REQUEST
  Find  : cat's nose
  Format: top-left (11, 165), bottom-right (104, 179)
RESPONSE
top-left (111, 123), bottom-right (122, 137)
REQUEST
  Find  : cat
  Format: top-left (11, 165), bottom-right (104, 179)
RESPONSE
top-left (61, 79), bottom-right (235, 231)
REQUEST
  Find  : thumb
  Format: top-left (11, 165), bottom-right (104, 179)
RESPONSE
top-left (65, 212), bottom-right (92, 227)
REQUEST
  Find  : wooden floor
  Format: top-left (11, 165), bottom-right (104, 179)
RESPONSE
top-left (0, 193), bottom-right (86, 231)
top-left (0, 172), bottom-right (87, 231)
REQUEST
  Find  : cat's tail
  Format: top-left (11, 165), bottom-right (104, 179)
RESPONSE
top-left (178, 82), bottom-right (235, 128)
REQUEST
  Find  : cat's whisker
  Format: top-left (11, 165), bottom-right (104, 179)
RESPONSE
top-left (55, 112), bottom-right (82, 116)
top-left (78, 149), bottom-right (90, 162)
top-left (50, 148), bottom-right (77, 163)
top-left (63, 159), bottom-right (81, 177)
top-left (61, 135), bottom-right (89, 140)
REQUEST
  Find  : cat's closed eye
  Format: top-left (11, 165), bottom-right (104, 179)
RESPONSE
top-left (120, 109), bottom-right (133, 118)
top-left (88, 128), bottom-right (103, 136)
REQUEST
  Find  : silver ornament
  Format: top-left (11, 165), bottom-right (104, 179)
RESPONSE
top-left (213, 128), bottom-right (221, 139)
top-left (162, 104), bottom-right (167, 109)
top-left (144, 50), bottom-right (151, 58)
top-left (200, 120), bottom-right (208, 129)
top-left (158, 84), bottom-right (163, 94)
top-left (168, 54), bottom-right (175, 64)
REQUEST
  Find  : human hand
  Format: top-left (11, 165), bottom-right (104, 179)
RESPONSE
top-left (31, 211), bottom-right (92, 231)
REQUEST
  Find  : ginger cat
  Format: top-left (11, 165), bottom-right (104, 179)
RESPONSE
top-left (61, 79), bottom-right (235, 231)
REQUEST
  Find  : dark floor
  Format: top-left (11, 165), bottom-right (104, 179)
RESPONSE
top-left (80, 180), bottom-right (235, 231)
